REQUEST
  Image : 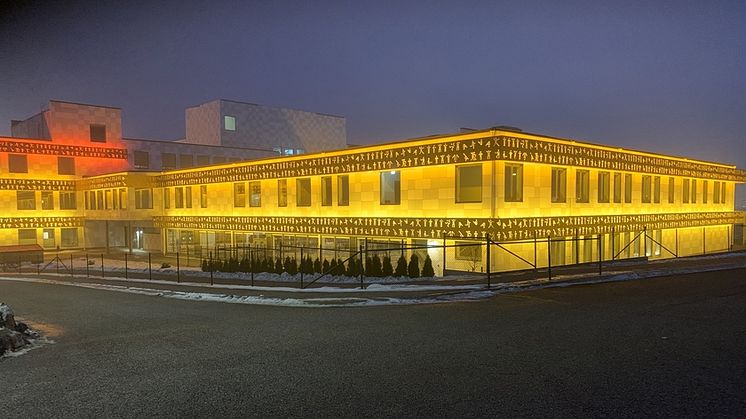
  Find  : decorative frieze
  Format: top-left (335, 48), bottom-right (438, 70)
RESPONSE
top-left (0, 139), bottom-right (127, 159)
top-left (0, 178), bottom-right (76, 191)
top-left (0, 217), bottom-right (84, 228)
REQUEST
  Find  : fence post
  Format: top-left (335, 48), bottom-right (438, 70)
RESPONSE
top-left (359, 245), bottom-right (364, 289)
top-left (364, 238), bottom-right (368, 276)
top-left (675, 228), bottom-right (679, 257)
top-left (547, 236), bottom-right (552, 281)
top-left (86, 253), bottom-right (89, 277)
top-left (148, 252), bottom-right (152, 280)
top-left (124, 253), bottom-right (128, 279)
top-left (703, 227), bottom-right (706, 255)
top-left (101, 254), bottom-right (104, 278)
top-left (70, 254), bottom-right (74, 278)
top-left (442, 232), bottom-right (447, 277)
top-left (209, 251), bottom-right (214, 286)
top-left (485, 234), bottom-right (491, 289)
top-left (37, 262), bottom-right (40, 276)
top-left (611, 227), bottom-right (615, 261)
top-left (643, 226), bottom-right (647, 257)
top-left (56, 253), bottom-right (59, 275)
top-left (598, 235), bottom-right (602, 276)
top-left (176, 252), bottom-right (180, 283)
top-left (300, 247), bottom-right (304, 289)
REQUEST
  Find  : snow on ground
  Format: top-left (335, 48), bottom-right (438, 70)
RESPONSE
top-left (1, 335), bottom-right (55, 360)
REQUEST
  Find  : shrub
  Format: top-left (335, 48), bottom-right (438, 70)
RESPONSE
top-left (395, 255), bottom-right (408, 277)
top-left (408, 254), bottom-right (420, 278)
top-left (421, 254), bottom-right (435, 277)
top-left (329, 258), bottom-right (338, 276)
top-left (382, 255), bottom-right (393, 277)
top-left (313, 258), bottom-right (322, 274)
top-left (239, 257), bottom-right (250, 272)
top-left (274, 258), bottom-right (283, 274)
top-left (322, 258), bottom-right (330, 273)
top-left (346, 257), bottom-right (360, 277)
top-left (201, 259), bottom-right (209, 272)
top-left (370, 254), bottom-right (383, 277)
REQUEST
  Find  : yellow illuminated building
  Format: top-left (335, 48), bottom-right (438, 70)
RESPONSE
top-left (2, 100), bottom-right (745, 275)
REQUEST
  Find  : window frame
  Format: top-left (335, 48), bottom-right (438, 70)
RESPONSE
top-left (456, 164), bottom-right (483, 203)
top-left (504, 164), bottom-right (523, 202)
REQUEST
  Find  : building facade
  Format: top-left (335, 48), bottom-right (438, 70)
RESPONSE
top-left (2, 100), bottom-right (745, 275)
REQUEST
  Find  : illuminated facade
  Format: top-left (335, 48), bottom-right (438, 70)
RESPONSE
top-left (2, 99), bottom-right (745, 274)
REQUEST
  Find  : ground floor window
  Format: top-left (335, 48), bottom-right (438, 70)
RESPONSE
top-left (43, 228), bottom-right (55, 248)
top-left (61, 228), bottom-right (78, 247)
top-left (18, 228), bottom-right (36, 245)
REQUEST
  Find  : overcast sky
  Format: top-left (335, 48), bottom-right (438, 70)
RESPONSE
top-left (2, 0), bottom-right (745, 203)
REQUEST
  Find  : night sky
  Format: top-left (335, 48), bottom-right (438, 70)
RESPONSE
top-left (2, 1), bottom-right (745, 204)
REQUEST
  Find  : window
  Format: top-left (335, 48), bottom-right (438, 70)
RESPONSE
top-left (456, 164), bottom-right (482, 203)
top-left (224, 115), bottom-right (236, 131)
top-left (597, 171), bottom-right (610, 203)
top-left (721, 182), bottom-right (726, 204)
top-left (668, 177), bottom-right (675, 203)
top-left (234, 183), bottom-right (246, 207)
top-left (112, 189), bottom-right (118, 209)
top-left (163, 188), bottom-right (171, 209)
top-left (162, 153), bottom-right (177, 170)
top-left (196, 155), bottom-right (210, 166)
top-left (179, 154), bottom-right (194, 168)
top-left (338, 175), bottom-right (349, 206)
top-left (575, 169), bottom-right (589, 203)
top-left (653, 176), bottom-right (661, 203)
top-left (135, 189), bottom-right (152, 209)
top-left (713, 181), bottom-right (721, 204)
top-left (297, 178), bottom-right (311, 206)
top-left (133, 151), bottom-right (149, 169)
top-left (105, 190), bottom-right (111, 209)
top-left (380, 171), bottom-right (401, 205)
top-left (624, 174), bottom-right (632, 203)
top-left (17, 191), bottom-right (35, 210)
top-left (90, 124), bottom-right (106, 142)
top-left (9, 154), bottom-right (28, 173)
top-left (504, 164), bottom-right (523, 202)
top-left (550, 168), bottom-right (567, 203)
top-left (613, 173), bottom-right (622, 203)
top-left (200, 185), bottom-right (207, 208)
top-left (683, 179), bottom-right (690, 203)
top-left (61, 228), bottom-right (78, 247)
top-left (278, 179), bottom-right (287, 207)
top-left (641, 175), bottom-right (652, 203)
top-left (185, 186), bottom-right (192, 208)
top-left (18, 229), bottom-right (36, 245)
top-left (321, 177), bottom-right (332, 206)
top-left (249, 181), bottom-right (261, 207)
top-left (213, 156), bottom-right (226, 164)
top-left (703, 180), bottom-right (708, 204)
top-left (175, 187), bottom-right (184, 208)
top-left (455, 241), bottom-right (482, 262)
top-left (87, 191), bottom-right (95, 210)
top-left (691, 179), bottom-right (697, 203)
top-left (41, 191), bottom-right (54, 210)
top-left (43, 229), bottom-right (55, 248)
top-left (58, 157), bottom-right (75, 175)
top-left (119, 188), bottom-right (127, 209)
top-left (60, 192), bottom-right (76, 209)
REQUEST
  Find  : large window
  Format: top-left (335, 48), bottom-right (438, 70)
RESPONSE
top-left (641, 175), bottom-right (652, 203)
top-left (683, 178), bottom-right (690, 203)
top-left (17, 191), bottom-right (35, 210)
top-left (135, 189), bottom-right (152, 209)
top-left (691, 179), bottom-right (697, 203)
top-left (703, 180), bottom-right (708, 204)
top-left (721, 182), bottom-right (726, 204)
top-left (668, 177), bottom-right (675, 203)
top-left (90, 124), bottom-right (106, 142)
top-left (653, 176), bottom-right (661, 203)
top-left (43, 229), bottom-right (55, 248)
top-left (175, 187), bottom-right (184, 208)
top-left (200, 185), bottom-right (208, 208)
top-left (613, 172), bottom-right (622, 203)
top-left (713, 181), bottom-right (721, 204)
top-left (196, 155), bottom-right (210, 166)
top-left (60, 192), bottom-right (76, 209)
top-left (133, 151), bottom-right (150, 169)
top-left (58, 157), bottom-right (75, 175)
top-left (224, 115), bottom-right (236, 131)
top-left (551, 167), bottom-right (567, 203)
top-left (597, 171), bottom-right (610, 203)
top-left (18, 229), bottom-right (36, 245)
top-left (61, 228), bottom-right (78, 247)
top-left (278, 179), bottom-right (288, 207)
top-left (338, 175), bottom-right (349, 206)
top-left (380, 171), bottom-right (401, 205)
top-left (9, 154), bottom-right (28, 173)
top-left (41, 191), bottom-right (54, 210)
top-left (575, 169), bottom-right (589, 203)
top-left (297, 178), bottom-right (311, 206)
top-left (456, 164), bottom-right (482, 203)
top-left (504, 164), bottom-right (523, 202)
top-left (455, 241), bottom-right (482, 262)
top-left (163, 188), bottom-right (170, 209)
top-left (179, 154), bottom-right (194, 169)
top-left (624, 174), bottom-right (632, 203)
top-left (321, 177), bottom-right (332, 206)
top-left (234, 183), bottom-right (246, 207)
top-left (249, 181), bottom-right (261, 207)
top-left (162, 153), bottom-right (177, 170)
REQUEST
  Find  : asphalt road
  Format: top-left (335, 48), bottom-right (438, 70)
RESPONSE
top-left (2, 268), bottom-right (745, 417)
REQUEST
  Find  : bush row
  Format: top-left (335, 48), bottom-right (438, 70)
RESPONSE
top-left (201, 253), bottom-right (435, 278)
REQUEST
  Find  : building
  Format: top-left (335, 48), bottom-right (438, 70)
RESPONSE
top-left (2, 99), bottom-right (745, 275)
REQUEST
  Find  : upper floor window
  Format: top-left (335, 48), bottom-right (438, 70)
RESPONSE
top-left (41, 191), bottom-right (54, 210)
top-left (597, 171), bottom-right (610, 203)
top-left (9, 154), bottom-right (28, 173)
top-left (703, 180), bottom-right (709, 204)
top-left (234, 183), bottom-right (246, 207)
top-left (249, 181), bottom-right (261, 207)
top-left (163, 188), bottom-right (171, 209)
top-left (641, 175), bottom-right (652, 203)
top-left (668, 177), bottom-right (675, 203)
top-left (90, 124), bottom-right (106, 142)
top-left (135, 189), bottom-right (152, 209)
top-left (624, 174), bottom-right (632, 203)
top-left (653, 176), bottom-right (661, 203)
top-left (338, 175), bottom-right (349, 206)
top-left (17, 191), bottom-right (35, 210)
top-left (691, 179), bottom-right (697, 204)
top-left (278, 179), bottom-right (288, 207)
top-left (380, 171), bottom-right (401, 205)
top-left (134, 151), bottom-right (150, 169)
top-left (721, 182), bottom-right (726, 204)
top-left (575, 169), bottom-right (590, 203)
top-left (713, 181), bottom-right (721, 204)
top-left (179, 154), bottom-right (194, 168)
top-left (456, 164), bottom-right (482, 203)
top-left (224, 115), bottom-right (236, 131)
top-left (321, 177), bottom-right (332, 206)
top-left (297, 178), bottom-right (312, 207)
top-left (504, 164), bottom-right (523, 202)
top-left (60, 192), bottom-right (77, 209)
top-left (683, 178), bottom-right (690, 203)
top-left (613, 173), bottom-right (622, 203)
top-left (551, 167), bottom-right (567, 203)
top-left (58, 157), bottom-right (75, 175)
top-left (200, 185), bottom-right (208, 208)
top-left (162, 153), bottom-right (177, 170)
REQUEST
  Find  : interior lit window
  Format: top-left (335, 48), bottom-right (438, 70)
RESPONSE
top-left (575, 169), bottom-right (589, 203)
top-left (504, 164), bottom-right (523, 202)
top-left (224, 115), bottom-right (236, 131)
top-left (278, 179), bottom-right (288, 207)
top-left (234, 183), bottom-right (246, 207)
top-left (249, 181), bottom-right (261, 207)
top-left (641, 175), bottom-right (652, 203)
top-left (380, 171), bottom-right (401, 205)
top-left (296, 178), bottom-right (311, 206)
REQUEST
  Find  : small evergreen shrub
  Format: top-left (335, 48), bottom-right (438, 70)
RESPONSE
top-left (421, 254), bottom-right (435, 277)
top-left (408, 254), bottom-right (420, 278)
